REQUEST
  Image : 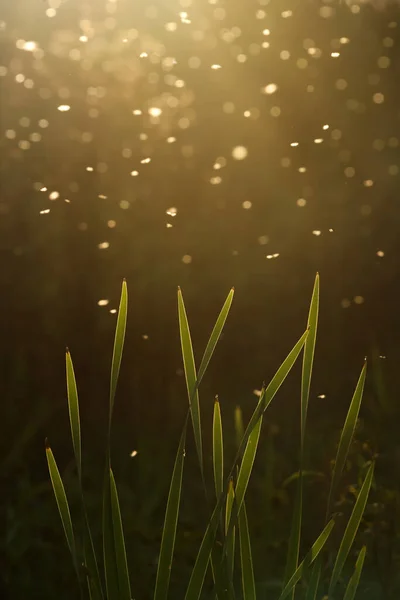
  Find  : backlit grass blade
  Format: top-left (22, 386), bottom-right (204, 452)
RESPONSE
top-left (66, 353), bottom-right (103, 599)
top-left (110, 279), bottom-right (128, 424)
top-left (177, 287), bottom-right (203, 474)
top-left (284, 274), bottom-right (319, 598)
top-left (236, 330), bottom-right (309, 466)
top-left (305, 558), bottom-right (321, 600)
top-left (103, 472), bottom-right (119, 600)
top-left (154, 422), bottom-right (187, 600)
top-left (235, 414), bottom-right (263, 514)
top-left (327, 362), bottom-right (367, 517)
top-left (329, 462), bottom-right (374, 596)
top-left (225, 479), bottom-right (236, 580)
top-left (83, 520), bottom-right (104, 600)
top-left (46, 445), bottom-right (78, 572)
top-left (301, 272), bottom-right (319, 450)
top-left (66, 350), bottom-right (81, 481)
top-left (197, 287), bottom-right (234, 386)
top-left (238, 500), bottom-right (256, 600)
top-left (213, 397), bottom-right (224, 500)
top-left (343, 546), bottom-right (367, 600)
top-left (110, 469), bottom-right (132, 600)
top-left (278, 519), bottom-right (335, 600)
top-left (184, 497), bottom-right (224, 600)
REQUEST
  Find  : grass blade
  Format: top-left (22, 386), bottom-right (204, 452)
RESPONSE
top-left (177, 287), bottom-right (203, 474)
top-left (236, 330), bottom-right (309, 467)
top-left (66, 350), bottom-right (82, 481)
top-left (110, 469), bottom-right (132, 600)
top-left (305, 558), bottom-right (321, 600)
top-left (329, 462), bottom-right (374, 596)
top-left (154, 422), bottom-right (187, 600)
top-left (235, 414), bottom-right (263, 514)
top-left (301, 272), bottom-right (319, 450)
top-left (278, 519), bottom-right (335, 600)
top-left (343, 546), bottom-right (367, 600)
top-left (45, 445), bottom-right (78, 572)
top-left (197, 288), bottom-right (235, 386)
top-left (103, 471), bottom-right (119, 600)
top-left (225, 479), bottom-right (236, 581)
top-left (238, 500), bottom-right (256, 600)
top-left (83, 518), bottom-right (104, 600)
top-left (327, 362), bottom-right (367, 517)
top-left (110, 279), bottom-right (128, 425)
top-left (284, 274), bottom-right (319, 597)
top-left (184, 498), bottom-right (223, 600)
top-left (213, 397), bottom-right (224, 500)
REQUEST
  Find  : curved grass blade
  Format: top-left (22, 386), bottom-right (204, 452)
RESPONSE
top-left (305, 558), bottom-right (321, 600)
top-left (225, 479), bottom-right (236, 581)
top-left (66, 350), bottom-right (81, 481)
top-left (236, 330), bottom-right (309, 467)
top-left (103, 471), bottom-right (119, 600)
top-left (197, 288), bottom-right (234, 386)
top-left (154, 422), bottom-right (187, 600)
top-left (284, 275), bottom-right (319, 598)
top-left (327, 362), bottom-right (367, 518)
top-left (235, 414), bottom-right (263, 514)
top-left (83, 519), bottom-right (104, 600)
top-left (177, 287), bottom-right (203, 474)
top-left (110, 469), bottom-right (132, 600)
top-left (278, 519), bottom-right (335, 600)
top-left (238, 500), bottom-right (256, 600)
top-left (110, 279), bottom-right (128, 425)
top-left (329, 462), bottom-right (374, 596)
top-left (46, 445), bottom-right (78, 572)
top-left (301, 272), bottom-right (319, 450)
top-left (184, 498), bottom-right (223, 600)
top-left (343, 546), bottom-right (367, 600)
top-left (213, 397), bottom-right (224, 500)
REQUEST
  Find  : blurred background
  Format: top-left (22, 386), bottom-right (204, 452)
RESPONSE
top-left (1, 0), bottom-right (400, 598)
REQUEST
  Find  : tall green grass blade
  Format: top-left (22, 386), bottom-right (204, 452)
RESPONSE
top-left (343, 546), bottom-right (367, 600)
top-left (305, 558), bottom-right (321, 600)
top-left (327, 362), bottom-right (367, 517)
top-left (184, 498), bottom-right (223, 600)
top-left (197, 288), bottom-right (234, 386)
top-left (301, 272), bottom-right (319, 450)
top-left (103, 472), bottom-right (119, 600)
top-left (284, 275), bottom-right (319, 597)
top-left (154, 422), bottom-right (187, 600)
top-left (278, 519), bottom-right (335, 600)
top-left (225, 479), bottom-right (236, 581)
top-left (110, 469), bottom-right (132, 600)
top-left (177, 287), bottom-right (203, 475)
top-left (235, 415), bottom-right (263, 514)
top-left (110, 279), bottom-right (128, 425)
top-left (213, 397), bottom-right (224, 500)
top-left (238, 500), bottom-right (256, 600)
top-left (46, 445), bottom-right (78, 572)
top-left (83, 520), bottom-right (104, 600)
top-left (66, 350), bottom-right (82, 481)
top-left (329, 462), bottom-right (374, 596)
top-left (236, 330), bottom-right (309, 466)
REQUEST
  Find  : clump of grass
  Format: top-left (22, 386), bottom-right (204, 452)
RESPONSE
top-left (46, 276), bottom-right (374, 599)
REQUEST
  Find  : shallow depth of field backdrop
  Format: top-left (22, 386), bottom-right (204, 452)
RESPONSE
top-left (1, 0), bottom-right (400, 598)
